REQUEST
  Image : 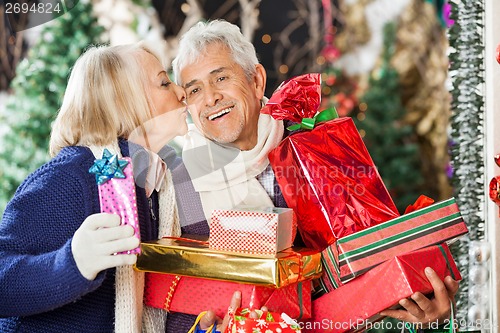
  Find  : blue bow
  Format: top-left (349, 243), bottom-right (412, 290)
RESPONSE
top-left (89, 148), bottom-right (129, 185)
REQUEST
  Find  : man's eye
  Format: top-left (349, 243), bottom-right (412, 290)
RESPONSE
top-left (189, 88), bottom-right (200, 95)
top-left (216, 76), bottom-right (226, 82)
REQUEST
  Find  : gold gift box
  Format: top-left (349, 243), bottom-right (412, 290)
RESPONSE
top-left (134, 236), bottom-right (322, 288)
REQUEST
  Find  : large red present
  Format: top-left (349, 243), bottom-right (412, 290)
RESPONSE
top-left (307, 244), bottom-right (461, 333)
top-left (209, 207), bottom-right (295, 255)
top-left (328, 197), bottom-right (467, 284)
top-left (262, 74), bottom-right (399, 250)
top-left (144, 273), bottom-right (311, 319)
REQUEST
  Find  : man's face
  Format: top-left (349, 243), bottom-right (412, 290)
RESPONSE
top-left (180, 43), bottom-right (266, 150)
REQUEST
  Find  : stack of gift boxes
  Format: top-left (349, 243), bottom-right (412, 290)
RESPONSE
top-left (135, 207), bottom-right (322, 323)
top-left (132, 73), bottom-right (468, 333)
top-left (260, 73), bottom-right (468, 333)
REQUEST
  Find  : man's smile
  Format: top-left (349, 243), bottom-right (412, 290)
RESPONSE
top-left (207, 106), bottom-right (234, 121)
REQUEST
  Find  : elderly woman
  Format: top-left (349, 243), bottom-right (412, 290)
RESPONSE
top-left (0, 42), bottom-right (188, 332)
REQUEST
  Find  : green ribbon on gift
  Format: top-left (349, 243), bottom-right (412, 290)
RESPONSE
top-left (286, 107), bottom-right (339, 131)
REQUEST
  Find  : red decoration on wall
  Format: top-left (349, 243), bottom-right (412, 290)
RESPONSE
top-left (490, 154), bottom-right (500, 217)
top-left (490, 48), bottom-right (500, 215)
top-left (496, 43), bottom-right (500, 64)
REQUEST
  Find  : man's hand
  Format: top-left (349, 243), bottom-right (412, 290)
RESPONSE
top-left (198, 291), bottom-right (241, 332)
top-left (198, 291), bottom-right (269, 332)
top-left (379, 267), bottom-right (459, 325)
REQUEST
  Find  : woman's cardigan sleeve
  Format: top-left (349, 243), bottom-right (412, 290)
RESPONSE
top-left (0, 152), bottom-right (106, 317)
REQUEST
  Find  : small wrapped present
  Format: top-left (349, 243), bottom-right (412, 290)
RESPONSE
top-left (89, 148), bottom-right (140, 254)
top-left (309, 244), bottom-right (461, 333)
top-left (210, 207), bottom-right (295, 255)
top-left (262, 73), bottom-right (399, 250)
top-left (134, 236), bottom-right (322, 288)
top-left (327, 197), bottom-right (468, 284)
top-left (144, 273), bottom-right (311, 319)
top-left (225, 308), bottom-right (302, 333)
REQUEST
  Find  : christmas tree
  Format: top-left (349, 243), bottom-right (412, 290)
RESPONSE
top-left (0, 2), bottom-right (104, 212)
top-left (352, 22), bottom-right (423, 213)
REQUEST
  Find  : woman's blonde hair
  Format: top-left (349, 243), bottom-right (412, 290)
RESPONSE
top-left (49, 42), bottom-right (166, 156)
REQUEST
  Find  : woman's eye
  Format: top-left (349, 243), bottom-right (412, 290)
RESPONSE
top-left (161, 81), bottom-right (171, 87)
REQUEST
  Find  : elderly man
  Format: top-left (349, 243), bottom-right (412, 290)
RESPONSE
top-left (169, 19), bottom-right (459, 332)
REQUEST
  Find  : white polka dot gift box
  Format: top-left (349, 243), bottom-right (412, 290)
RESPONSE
top-left (209, 207), bottom-right (295, 255)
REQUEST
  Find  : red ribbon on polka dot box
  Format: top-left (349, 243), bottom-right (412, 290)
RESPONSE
top-left (97, 157), bottom-right (141, 255)
top-left (209, 207), bottom-right (295, 255)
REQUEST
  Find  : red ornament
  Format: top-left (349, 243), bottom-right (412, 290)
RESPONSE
top-left (491, 154), bottom-right (500, 217)
top-left (325, 75), bottom-right (336, 86)
top-left (495, 154), bottom-right (500, 167)
top-left (489, 176), bottom-right (500, 203)
top-left (321, 45), bottom-right (340, 63)
top-left (496, 43), bottom-right (500, 64)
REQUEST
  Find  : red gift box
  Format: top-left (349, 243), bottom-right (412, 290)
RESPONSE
top-left (329, 197), bottom-right (468, 284)
top-left (143, 273), bottom-right (311, 320)
top-left (319, 245), bottom-right (344, 291)
top-left (225, 308), bottom-right (302, 333)
top-left (210, 207), bottom-right (295, 255)
top-left (262, 74), bottom-right (399, 250)
top-left (307, 244), bottom-right (461, 333)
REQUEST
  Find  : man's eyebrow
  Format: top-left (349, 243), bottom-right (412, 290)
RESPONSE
top-left (210, 67), bottom-right (226, 75)
top-left (184, 79), bottom-right (197, 89)
top-left (183, 67), bottom-right (228, 89)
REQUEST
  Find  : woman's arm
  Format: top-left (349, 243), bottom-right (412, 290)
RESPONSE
top-left (0, 163), bottom-right (103, 316)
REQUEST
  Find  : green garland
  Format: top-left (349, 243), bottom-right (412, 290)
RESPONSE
top-left (448, 0), bottom-right (485, 324)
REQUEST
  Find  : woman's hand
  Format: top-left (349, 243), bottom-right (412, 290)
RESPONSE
top-left (71, 213), bottom-right (140, 280)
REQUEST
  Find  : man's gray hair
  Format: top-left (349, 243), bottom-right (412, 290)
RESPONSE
top-left (172, 20), bottom-right (259, 84)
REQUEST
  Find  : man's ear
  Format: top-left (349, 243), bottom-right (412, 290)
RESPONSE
top-left (254, 64), bottom-right (267, 99)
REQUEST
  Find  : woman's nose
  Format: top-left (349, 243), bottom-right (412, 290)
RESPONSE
top-left (174, 84), bottom-right (186, 103)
